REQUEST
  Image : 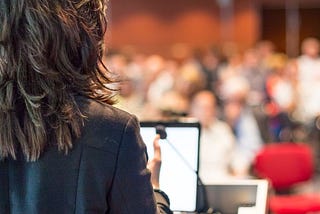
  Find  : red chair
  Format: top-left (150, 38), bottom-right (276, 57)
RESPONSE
top-left (253, 142), bottom-right (320, 214)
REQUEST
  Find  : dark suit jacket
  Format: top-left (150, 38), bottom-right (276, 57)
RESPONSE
top-left (0, 97), bottom-right (170, 214)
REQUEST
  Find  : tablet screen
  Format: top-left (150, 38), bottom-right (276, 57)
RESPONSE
top-left (140, 121), bottom-right (200, 212)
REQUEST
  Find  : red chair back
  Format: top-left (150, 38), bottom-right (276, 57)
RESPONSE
top-left (253, 143), bottom-right (314, 191)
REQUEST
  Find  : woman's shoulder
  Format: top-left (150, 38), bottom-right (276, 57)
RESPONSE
top-left (74, 96), bottom-right (141, 151)
top-left (75, 96), bottom-right (140, 137)
top-left (76, 96), bottom-right (134, 124)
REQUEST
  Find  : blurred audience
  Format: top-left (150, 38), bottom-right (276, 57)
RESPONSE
top-left (108, 37), bottom-right (320, 179)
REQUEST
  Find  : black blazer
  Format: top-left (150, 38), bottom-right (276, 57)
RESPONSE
top-left (0, 97), bottom-right (170, 214)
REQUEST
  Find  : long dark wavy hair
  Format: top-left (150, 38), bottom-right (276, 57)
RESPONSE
top-left (0, 0), bottom-right (114, 161)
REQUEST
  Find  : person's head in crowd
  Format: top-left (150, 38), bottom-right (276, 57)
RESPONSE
top-left (255, 40), bottom-right (275, 59)
top-left (0, 0), bottom-right (113, 161)
top-left (174, 62), bottom-right (206, 98)
top-left (159, 91), bottom-right (190, 118)
top-left (189, 90), bottom-right (218, 129)
top-left (201, 46), bottom-right (221, 71)
top-left (301, 37), bottom-right (320, 59)
top-left (145, 54), bottom-right (165, 74)
top-left (220, 77), bottom-right (250, 126)
top-left (266, 53), bottom-right (288, 74)
top-left (143, 54), bottom-right (166, 94)
top-left (242, 48), bottom-right (260, 69)
top-left (220, 76), bottom-right (250, 104)
top-left (107, 53), bottom-right (128, 74)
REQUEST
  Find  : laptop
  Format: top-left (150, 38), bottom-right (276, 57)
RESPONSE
top-left (140, 121), bottom-right (201, 212)
top-left (203, 179), bottom-right (269, 214)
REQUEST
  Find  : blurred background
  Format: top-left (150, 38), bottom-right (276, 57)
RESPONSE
top-left (103, 0), bottom-right (320, 197)
top-left (104, 0), bottom-right (320, 211)
top-left (106, 0), bottom-right (320, 57)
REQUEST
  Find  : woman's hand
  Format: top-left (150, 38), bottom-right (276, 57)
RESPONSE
top-left (147, 134), bottom-right (161, 189)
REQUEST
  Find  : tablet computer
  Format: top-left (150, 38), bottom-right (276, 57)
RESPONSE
top-left (140, 121), bottom-right (201, 212)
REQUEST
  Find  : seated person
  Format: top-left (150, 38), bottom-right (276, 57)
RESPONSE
top-left (189, 90), bottom-right (237, 183)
